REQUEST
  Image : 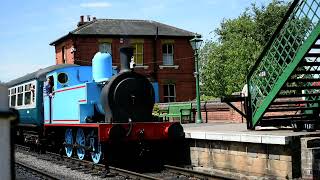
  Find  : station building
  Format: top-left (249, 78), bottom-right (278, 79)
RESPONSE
top-left (50, 16), bottom-right (197, 103)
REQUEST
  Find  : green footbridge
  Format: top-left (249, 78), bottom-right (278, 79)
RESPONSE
top-left (246, 0), bottom-right (320, 130)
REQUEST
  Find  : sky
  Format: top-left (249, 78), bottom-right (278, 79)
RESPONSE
top-left (0, 0), bottom-right (273, 82)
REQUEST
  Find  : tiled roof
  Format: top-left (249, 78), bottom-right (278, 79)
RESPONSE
top-left (50, 19), bottom-right (196, 45)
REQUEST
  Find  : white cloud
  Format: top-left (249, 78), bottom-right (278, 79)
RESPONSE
top-left (80, 2), bottom-right (112, 8)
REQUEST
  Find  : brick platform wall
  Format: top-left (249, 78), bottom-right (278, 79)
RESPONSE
top-left (189, 139), bottom-right (301, 179)
top-left (301, 137), bottom-right (320, 179)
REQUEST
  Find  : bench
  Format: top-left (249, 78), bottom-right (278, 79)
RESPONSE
top-left (159, 103), bottom-right (192, 123)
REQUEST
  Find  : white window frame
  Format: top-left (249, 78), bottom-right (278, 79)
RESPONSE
top-left (163, 84), bottom-right (176, 102)
top-left (162, 44), bottom-right (174, 65)
top-left (9, 87), bottom-right (16, 107)
top-left (8, 80), bottom-right (37, 109)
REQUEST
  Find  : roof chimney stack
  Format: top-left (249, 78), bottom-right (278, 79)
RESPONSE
top-left (78, 15), bottom-right (85, 27)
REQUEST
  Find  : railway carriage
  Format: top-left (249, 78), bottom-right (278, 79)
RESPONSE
top-left (7, 47), bottom-right (184, 165)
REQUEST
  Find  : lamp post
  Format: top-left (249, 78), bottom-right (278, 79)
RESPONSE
top-left (190, 36), bottom-right (203, 124)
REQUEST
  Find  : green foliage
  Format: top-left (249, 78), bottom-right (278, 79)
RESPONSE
top-left (153, 103), bottom-right (160, 115)
top-left (200, 0), bottom-right (290, 97)
top-left (200, 94), bottom-right (216, 101)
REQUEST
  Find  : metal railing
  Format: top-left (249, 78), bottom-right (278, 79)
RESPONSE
top-left (247, 0), bottom-right (320, 127)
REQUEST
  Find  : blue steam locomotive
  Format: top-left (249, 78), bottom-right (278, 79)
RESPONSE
top-left (7, 47), bottom-right (184, 164)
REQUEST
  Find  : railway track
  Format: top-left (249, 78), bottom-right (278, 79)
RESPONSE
top-left (15, 144), bottom-right (230, 180)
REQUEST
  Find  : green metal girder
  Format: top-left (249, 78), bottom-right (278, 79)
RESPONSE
top-left (252, 23), bottom-right (320, 127)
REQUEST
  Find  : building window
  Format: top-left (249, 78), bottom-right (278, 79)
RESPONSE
top-left (99, 43), bottom-right (112, 54)
top-left (62, 46), bottom-right (66, 64)
top-left (163, 84), bottom-right (176, 102)
top-left (133, 43), bottom-right (144, 65)
top-left (162, 44), bottom-right (174, 65)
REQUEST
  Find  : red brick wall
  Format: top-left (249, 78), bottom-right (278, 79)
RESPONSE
top-left (157, 39), bottom-right (196, 102)
top-left (55, 38), bottom-right (74, 64)
top-left (73, 37), bottom-right (99, 66)
top-left (54, 36), bottom-right (195, 102)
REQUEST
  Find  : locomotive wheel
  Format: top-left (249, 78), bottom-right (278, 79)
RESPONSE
top-left (76, 128), bottom-right (86, 160)
top-left (65, 129), bottom-right (73, 157)
top-left (88, 131), bottom-right (102, 164)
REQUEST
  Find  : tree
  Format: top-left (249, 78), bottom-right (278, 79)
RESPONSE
top-left (200, 0), bottom-right (290, 97)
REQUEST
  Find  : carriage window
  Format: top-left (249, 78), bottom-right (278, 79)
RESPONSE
top-left (11, 88), bottom-right (16, 94)
top-left (18, 86), bottom-right (23, 93)
top-left (17, 93), bottom-right (23, 106)
top-left (25, 84), bottom-right (31, 91)
top-left (24, 91), bottom-right (31, 105)
top-left (58, 73), bottom-right (68, 84)
top-left (10, 94), bottom-right (16, 107)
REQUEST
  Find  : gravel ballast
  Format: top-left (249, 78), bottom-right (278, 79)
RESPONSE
top-left (15, 152), bottom-right (124, 180)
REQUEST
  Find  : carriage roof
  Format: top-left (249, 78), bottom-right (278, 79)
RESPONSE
top-left (6, 64), bottom-right (79, 87)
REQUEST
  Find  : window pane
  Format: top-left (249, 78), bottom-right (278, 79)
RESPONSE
top-left (168, 55), bottom-right (173, 65)
top-left (162, 44), bottom-right (167, 53)
top-left (162, 44), bottom-right (174, 65)
top-left (18, 86), bottom-right (23, 93)
top-left (17, 94), bottom-right (23, 106)
top-left (168, 44), bottom-right (173, 54)
top-left (58, 73), bottom-right (68, 84)
top-left (163, 85), bottom-right (168, 96)
top-left (163, 54), bottom-right (173, 65)
top-left (25, 92), bottom-right (31, 105)
top-left (137, 44), bottom-right (143, 53)
top-left (25, 84), bottom-right (30, 91)
top-left (133, 43), bottom-right (143, 65)
top-left (11, 95), bottom-right (16, 107)
top-left (169, 85), bottom-right (175, 96)
top-left (99, 43), bottom-right (112, 54)
top-left (169, 97), bottom-right (175, 102)
top-left (138, 54), bottom-right (143, 65)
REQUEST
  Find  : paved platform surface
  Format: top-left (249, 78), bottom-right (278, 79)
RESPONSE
top-left (182, 122), bottom-right (320, 145)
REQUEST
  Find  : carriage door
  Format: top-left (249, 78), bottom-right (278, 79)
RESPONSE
top-left (43, 76), bottom-right (54, 124)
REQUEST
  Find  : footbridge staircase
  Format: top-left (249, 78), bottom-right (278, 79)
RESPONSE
top-left (246, 0), bottom-right (320, 130)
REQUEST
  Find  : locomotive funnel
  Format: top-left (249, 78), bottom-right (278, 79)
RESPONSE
top-left (120, 47), bottom-right (134, 72)
top-left (92, 52), bottom-right (113, 82)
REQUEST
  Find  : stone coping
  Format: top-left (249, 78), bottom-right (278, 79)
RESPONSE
top-left (182, 123), bottom-right (320, 145)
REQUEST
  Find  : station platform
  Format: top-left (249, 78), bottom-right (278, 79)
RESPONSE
top-left (181, 122), bottom-right (320, 179)
top-left (182, 122), bottom-right (320, 145)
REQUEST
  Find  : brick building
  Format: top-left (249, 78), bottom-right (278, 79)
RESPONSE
top-left (50, 16), bottom-right (197, 103)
